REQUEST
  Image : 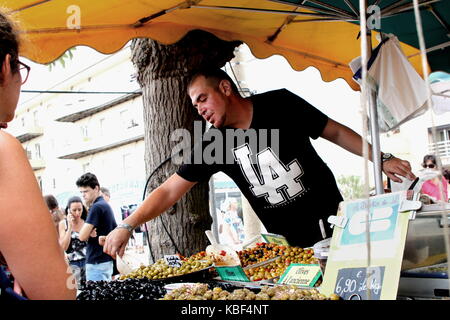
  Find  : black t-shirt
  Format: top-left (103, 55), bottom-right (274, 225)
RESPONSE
top-left (177, 89), bottom-right (343, 247)
top-left (85, 196), bottom-right (117, 264)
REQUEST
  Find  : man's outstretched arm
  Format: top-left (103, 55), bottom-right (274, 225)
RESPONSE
top-left (320, 118), bottom-right (416, 183)
top-left (103, 173), bottom-right (197, 258)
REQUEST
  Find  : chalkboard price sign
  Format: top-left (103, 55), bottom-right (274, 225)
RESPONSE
top-left (334, 266), bottom-right (385, 300)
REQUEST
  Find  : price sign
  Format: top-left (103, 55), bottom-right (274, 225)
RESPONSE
top-left (334, 266), bottom-right (385, 300)
top-left (164, 255), bottom-right (182, 268)
top-left (320, 191), bottom-right (414, 300)
top-left (215, 266), bottom-right (250, 282)
top-left (278, 264), bottom-right (322, 287)
top-left (261, 233), bottom-right (290, 246)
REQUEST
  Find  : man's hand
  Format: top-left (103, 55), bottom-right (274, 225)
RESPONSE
top-left (99, 236), bottom-right (106, 246)
top-left (90, 228), bottom-right (97, 238)
top-left (382, 157), bottom-right (416, 183)
top-left (103, 228), bottom-right (131, 259)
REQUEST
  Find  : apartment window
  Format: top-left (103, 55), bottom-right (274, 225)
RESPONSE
top-left (33, 110), bottom-right (39, 127)
top-left (52, 178), bottom-right (57, 189)
top-left (35, 144), bottom-right (41, 159)
top-left (428, 126), bottom-right (450, 158)
top-left (120, 109), bottom-right (129, 129)
top-left (21, 117), bottom-right (25, 127)
top-left (26, 148), bottom-right (32, 160)
top-left (99, 118), bottom-right (106, 136)
top-left (82, 162), bottom-right (90, 173)
top-left (429, 126), bottom-right (450, 142)
top-left (81, 125), bottom-right (89, 140)
top-left (123, 153), bottom-right (132, 176)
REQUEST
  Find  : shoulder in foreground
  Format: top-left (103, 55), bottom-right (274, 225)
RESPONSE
top-left (0, 130), bottom-right (24, 157)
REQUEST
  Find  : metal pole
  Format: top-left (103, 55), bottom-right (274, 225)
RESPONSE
top-left (365, 31), bottom-right (384, 195)
top-left (209, 178), bottom-right (219, 243)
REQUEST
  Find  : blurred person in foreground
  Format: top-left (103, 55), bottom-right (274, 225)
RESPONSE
top-left (0, 11), bottom-right (76, 300)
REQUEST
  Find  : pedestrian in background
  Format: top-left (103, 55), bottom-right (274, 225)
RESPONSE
top-left (101, 187), bottom-right (111, 203)
top-left (44, 194), bottom-right (66, 235)
top-left (59, 196), bottom-right (88, 286)
top-left (420, 154), bottom-right (448, 202)
top-left (77, 173), bottom-right (117, 281)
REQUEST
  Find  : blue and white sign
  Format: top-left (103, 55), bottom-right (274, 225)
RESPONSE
top-left (340, 193), bottom-right (400, 246)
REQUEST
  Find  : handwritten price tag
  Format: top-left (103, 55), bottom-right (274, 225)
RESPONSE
top-left (278, 264), bottom-right (322, 287)
top-left (261, 233), bottom-right (290, 246)
top-left (334, 266), bottom-right (385, 300)
top-left (164, 255), bottom-right (182, 268)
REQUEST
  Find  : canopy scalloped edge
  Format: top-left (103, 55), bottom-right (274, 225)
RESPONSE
top-left (19, 21), bottom-right (423, 92)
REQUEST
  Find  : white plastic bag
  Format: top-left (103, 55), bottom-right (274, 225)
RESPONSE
top-left (351, 35), bottom-right (429, 132)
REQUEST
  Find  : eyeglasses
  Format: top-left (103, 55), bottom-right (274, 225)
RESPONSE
top-left (423, 164), bottom-right (436, 169)
top-left (17, 60), bottom-right (31, 85)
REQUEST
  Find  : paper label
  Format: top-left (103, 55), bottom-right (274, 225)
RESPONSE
top-left (261, 233), bottom-right (290, 246)
top-left (215, 266), bottom-right (250, 282)
top-left (164, 255), bottom-right (182, 268)
top-left (278, 264), bottom-right (322, 287)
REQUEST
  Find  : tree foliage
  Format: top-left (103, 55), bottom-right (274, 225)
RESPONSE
top-left (47, 48), bottom-right (76, 71)
top-left (337, 175), bottom-right (365, 200)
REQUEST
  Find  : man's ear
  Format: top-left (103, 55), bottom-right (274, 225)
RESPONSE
top-left (219, 79), bottom-right (232, 96)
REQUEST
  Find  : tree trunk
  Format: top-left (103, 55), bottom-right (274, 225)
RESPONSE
top-left (131, 30), bottom-right (241, 261)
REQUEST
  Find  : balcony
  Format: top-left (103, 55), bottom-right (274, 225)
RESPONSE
top-left (29, 158), bottom-right (46, 171)
top-left (10, 124), bottom-right (44, 143)
top-left (428, 140), bottom-right (450, 165)
top-left (54, 91), bottom-right (142, 123)
top-left (57, 125), bottom-right (144, 160)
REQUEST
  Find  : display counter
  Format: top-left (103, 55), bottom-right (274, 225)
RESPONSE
top-left (398, 208), bottom-right (450, 299)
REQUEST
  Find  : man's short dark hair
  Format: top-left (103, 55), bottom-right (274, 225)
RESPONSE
top-left (44, 194), bottom-right (59, 210)
top-left (188, 68), bottom-right (240, 95)
top-left (76, 172), bottom-right (100, 189)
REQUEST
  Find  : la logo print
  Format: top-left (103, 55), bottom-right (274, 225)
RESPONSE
top-left (233, 144), bottom-right (305, 205)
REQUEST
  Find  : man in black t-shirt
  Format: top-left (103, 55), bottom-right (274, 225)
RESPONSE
top-left (77, 173), bottom-right (117, 281)
top-left (103, 68), bottom-right (416, 257)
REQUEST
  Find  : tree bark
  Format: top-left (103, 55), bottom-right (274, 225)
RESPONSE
top-left (131, 30), bottom-right (241, 261)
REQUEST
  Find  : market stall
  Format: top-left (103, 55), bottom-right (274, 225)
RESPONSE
top-left (76, 240), bottom-right (339, 301)
top-left (74, 186), bottom-right (450, 301)
top-left (3, 0), bottom-right (450, 301)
